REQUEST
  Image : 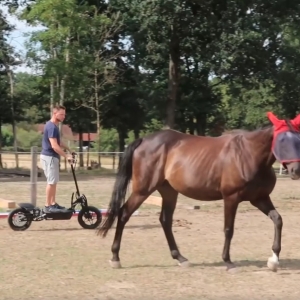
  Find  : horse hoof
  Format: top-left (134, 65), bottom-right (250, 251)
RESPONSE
top-left (109, 260), bottom-right (122, 269)
top-left (226, 263), bottom-right (236, 272)
top-left (267, 257), bottom-right (278, 272)
top-left (178, 260), bottom-right (191, 268)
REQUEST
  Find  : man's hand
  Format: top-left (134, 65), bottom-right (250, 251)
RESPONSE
top-left (67, 154), bottom-right (74, 164)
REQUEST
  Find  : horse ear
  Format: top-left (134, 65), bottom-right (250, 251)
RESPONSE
top-left (284, 118), bottom-right (296, 133)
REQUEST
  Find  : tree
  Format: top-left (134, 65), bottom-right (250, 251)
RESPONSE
top-left (0, 7), bottom-right (22, 167)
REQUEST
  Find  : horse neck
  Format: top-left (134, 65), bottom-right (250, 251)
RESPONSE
top-left (251, 126), bottom-right (275, 166)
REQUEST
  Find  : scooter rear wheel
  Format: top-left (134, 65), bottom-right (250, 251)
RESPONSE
top-left (77, 206), bottom-right (102, 229)
top-left (8, 208), bottom-right (33, 231)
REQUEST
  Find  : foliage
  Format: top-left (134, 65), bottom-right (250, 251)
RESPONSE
top-left (1, 125), bottom-right (41, 149)
top-left (1, 0), bottom-right (300, 159)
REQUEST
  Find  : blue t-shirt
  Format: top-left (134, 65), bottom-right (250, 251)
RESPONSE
top-left (41, 121), bottom-right (60, 159)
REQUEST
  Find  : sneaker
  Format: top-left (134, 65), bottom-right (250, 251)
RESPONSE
top-left (44, 205), bottom-right (63, 213)
top-left (53, 203), bottom-right (65, 209)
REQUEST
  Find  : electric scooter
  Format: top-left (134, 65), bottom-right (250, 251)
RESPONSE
top-left (7, 153), bottom-right (102, 231)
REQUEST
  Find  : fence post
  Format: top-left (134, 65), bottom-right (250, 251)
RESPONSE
top-left (279, 164), bottom-right (283, 175)
top-left (112, 153), bottom-right (115, 170)
top-left (30, 146), bottom-right (38, 206)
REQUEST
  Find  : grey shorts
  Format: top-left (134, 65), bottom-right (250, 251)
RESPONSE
top-left (40, 155), bottom-right (59, 184)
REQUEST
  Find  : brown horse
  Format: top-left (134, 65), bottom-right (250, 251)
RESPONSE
top-left (97, 125), bottom-right (300, 272)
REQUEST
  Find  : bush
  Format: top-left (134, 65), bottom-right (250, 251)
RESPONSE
top-left (1, 124), bottom-right (42, 151)
top-left (93, 129), bottom-right (119, 152)
top-left (17, 128), bottom-right (42, 149)
top-left (2, 128), bottom-right (14, 147)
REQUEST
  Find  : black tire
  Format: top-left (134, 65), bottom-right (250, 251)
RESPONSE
top-left (78, 206), bottom-right (102, 229)
top-left (8, 208), bottom-right (32, 231)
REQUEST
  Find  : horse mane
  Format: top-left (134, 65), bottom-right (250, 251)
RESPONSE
top-left (222, 125), bottom-right (273, 136)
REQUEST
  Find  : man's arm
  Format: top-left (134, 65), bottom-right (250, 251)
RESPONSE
top-left (49, 138), bottom-right (68, 159)
top-left (60, 140), bottom-right (71, 153)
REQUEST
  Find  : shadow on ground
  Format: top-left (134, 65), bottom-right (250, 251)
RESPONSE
top-left (31, 224), bottom-right (161, 232)
top-left (121, 259), bottom-right (300, 272)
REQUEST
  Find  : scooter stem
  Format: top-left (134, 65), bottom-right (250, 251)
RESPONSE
top-left (71, 158), bottom-right (80, 197)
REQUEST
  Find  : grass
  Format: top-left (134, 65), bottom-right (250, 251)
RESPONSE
top-left (1, 177), bottom-right (300, 299)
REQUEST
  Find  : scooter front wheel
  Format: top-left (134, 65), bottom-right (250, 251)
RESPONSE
top-left (8, 208), bottom-right (33, 231)
top-left (77, 206), bottom-right (102, 229)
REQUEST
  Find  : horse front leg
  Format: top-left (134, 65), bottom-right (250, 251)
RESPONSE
top-left (109, 192), bottom-right (148, 268)
top-left (250, 196), bottom-right (283, 272)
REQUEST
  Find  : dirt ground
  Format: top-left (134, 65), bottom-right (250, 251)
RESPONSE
top-left (1, 178), bottom-right (300, 299)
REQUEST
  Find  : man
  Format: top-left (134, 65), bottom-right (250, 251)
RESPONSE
top-left (40, 105), bottom-right (72, 213)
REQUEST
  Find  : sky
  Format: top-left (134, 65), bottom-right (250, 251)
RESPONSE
top-left (1, 3), bottom-right (43, 73)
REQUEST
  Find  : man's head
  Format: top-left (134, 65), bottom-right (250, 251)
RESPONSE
top-left (51, 105), bottom-right (66, 124)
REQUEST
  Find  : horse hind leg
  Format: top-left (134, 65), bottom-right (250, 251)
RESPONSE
top-left (109, 192), bottom-right (149, 269)
top-left (222, 196), bottom-right (240, 271)
top-left (158, 183), bottom-right (190, 267)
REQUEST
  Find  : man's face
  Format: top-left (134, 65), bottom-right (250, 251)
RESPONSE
top-left (54, 109), bottom-right (66, 123)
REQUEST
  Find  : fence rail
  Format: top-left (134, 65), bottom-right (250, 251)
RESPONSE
top-left (0, 147), bottom-right (289, 208)
top-left (0, 149), bottom-right (287, 173)
top-left (0, 147), bottom-right (126, 207)
top-left (0, 151), bottom-right (124, 170)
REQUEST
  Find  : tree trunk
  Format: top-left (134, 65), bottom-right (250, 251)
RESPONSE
top-left (79, 131), bottom-right (84, 168)
top-left (134, 129), bottom-right (139, 140)
top-left (188, 116), bottom-right (195, 135)
top-left (196, 113), bottom-right (207, 136)
top-left (96, 111), bottom-right (101, 166)
top-left (0, 118), bottom-right (2, 168)
top-left (165, 29), bottom-right (180, 129)
top-left (118, 128), bottom-right (127, 169)
top-left (50, 43), bottom-right (55, 117)
top-left (58, 37), bottom-right (70, 171)
top-left (118, 129), bottom-right (126, 152)
top-left (60, 36), bottom-right (69, 107)
top-left (95, 68), bottom-right (101, 165)
top-left (7, 70), bottom-right (18, 168)
top-left (50, 81), bottom-right (54, 117)
top-left (59, 37), bottom-right (69, 138)
top-left (86, 132), bottom-right (90, 168)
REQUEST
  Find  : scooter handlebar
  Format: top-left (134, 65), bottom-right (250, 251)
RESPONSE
top-left (68, 152), bottom-right (77, 164)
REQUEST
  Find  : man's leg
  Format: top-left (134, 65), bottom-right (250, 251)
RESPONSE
top-left (40, 155), bottom-right (52, 207)
top-left (41, 156), bottom-right (64, 212)
top-left (49, 157), bottom-right (65, 210)
top-left (46, 183), bottom-right (56, 206)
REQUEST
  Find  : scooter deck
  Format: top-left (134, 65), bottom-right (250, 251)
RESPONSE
top-left (43, 209), bottom-right (74, 220)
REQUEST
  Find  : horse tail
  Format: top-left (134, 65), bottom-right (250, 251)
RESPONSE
top-left (97, 137), bottom-right (143, 237)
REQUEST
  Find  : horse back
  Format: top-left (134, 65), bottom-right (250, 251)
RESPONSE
top-left (134, 129), bottom-right (276, 201)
